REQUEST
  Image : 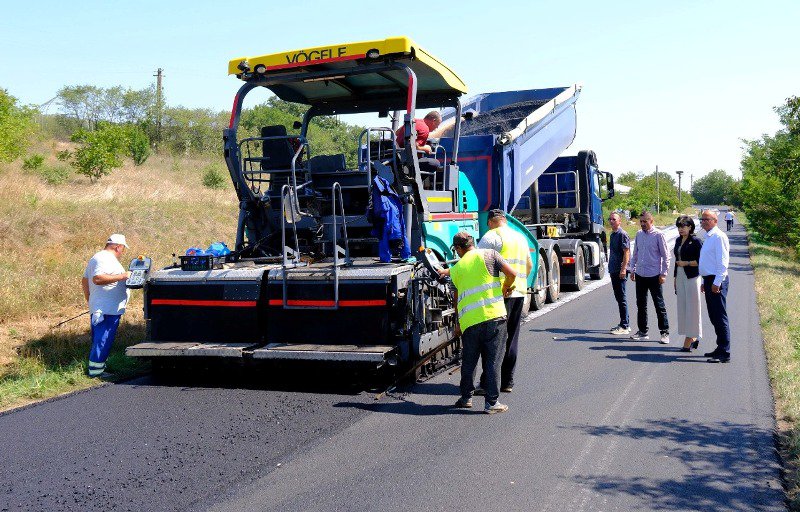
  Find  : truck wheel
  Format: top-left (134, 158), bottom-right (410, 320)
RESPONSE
top-left (545, 251), bottom-right (560, 303)
top-left (522, 290), bottom-right (531, 317)
top-left (589, 250), bottom-right (606, 280)
top-left (531, 254), bottom-right (547, 311)
top-left (570, 251), bottom-right (586, 291)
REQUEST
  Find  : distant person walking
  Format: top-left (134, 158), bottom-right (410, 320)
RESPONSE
top-left (476, 209), bottom-right (533, 393)
top-left (724, 210), bottom-right (735, 231)
top-left (673, 216), bottom-right (703, 351)
top-left (628, 211), bottom-right (671, 343)
top-left (81, 234), bottom-right (131, 377)
top-left (438, 232), bottom-right (516, 414)
top-left (608, 212), bottom-right (631, 335)
top-left (699, 210), bottom-right (732, 363)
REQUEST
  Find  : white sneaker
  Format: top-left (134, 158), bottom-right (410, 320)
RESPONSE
top-left (659, 333), bottom-right (670, 344)
top-left (484, 402), bottom-right (509, 414)
top-left (611, 326), bottom-right (631, 335)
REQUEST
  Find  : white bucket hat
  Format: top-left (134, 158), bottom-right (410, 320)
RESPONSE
top-left (106, 234), bottom-right (129, 248)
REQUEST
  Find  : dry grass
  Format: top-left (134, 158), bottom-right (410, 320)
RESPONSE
top-left (0, 140), bottom-right (237, 410)
top-left (744, 213), bottom-right (800, 509)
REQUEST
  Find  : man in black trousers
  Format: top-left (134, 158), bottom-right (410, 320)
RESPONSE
top-left (698, 210), bottom-right (732, 362)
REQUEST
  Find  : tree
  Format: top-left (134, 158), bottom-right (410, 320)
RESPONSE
top-left (57, 84), bottom-right (157, 131)
top-left (0, 89), bottom-right (36, 163)
top-left (740, 95), bottom-right (800, 249)
top-left (691, 169), bottom-right (737, 205)
top-left (604, 170), bottom-right (694, 215)
top-left (70, 124), bottom-right (128, 181)
top-left (616, 171), bottom-right (640, 186)
top-left (57, 85), bottom-right (103, 130)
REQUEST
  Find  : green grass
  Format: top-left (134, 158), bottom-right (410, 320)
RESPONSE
top-left (743, 212), bottom-right (800, 509)
top-left (1, 143), bottom-right (235, 411)
top-left (0, 321), bottom-right (148, 410)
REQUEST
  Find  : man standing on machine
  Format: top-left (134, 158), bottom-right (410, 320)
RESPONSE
top-left (81, 234), bottom-right (131, 378)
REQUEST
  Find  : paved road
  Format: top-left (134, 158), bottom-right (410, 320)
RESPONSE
top-left (0, 221), bottom-right (784, 511)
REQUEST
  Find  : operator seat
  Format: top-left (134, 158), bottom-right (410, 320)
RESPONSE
top-left (260, 125), bottom-right (308, 199)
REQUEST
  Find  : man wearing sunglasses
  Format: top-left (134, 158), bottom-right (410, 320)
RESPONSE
top-left (698, 210), bottom-right (732, 362)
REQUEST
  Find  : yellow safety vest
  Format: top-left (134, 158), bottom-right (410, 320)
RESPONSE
top-left (450, 249), bottom-right (507, 332)
top-left (490, 225), bottom-right (529, 294)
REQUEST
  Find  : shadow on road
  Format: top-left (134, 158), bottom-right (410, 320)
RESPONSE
top-left (528, 327), bottom-right (612, 343)
top-left (588, 345), bottom-right (712, 364)
top-left (116, 361), bottom-right (381, 396)
top-left (333, 399), bottom-right (458, 416)
top-left (564, 417), bottom-right (781, 511)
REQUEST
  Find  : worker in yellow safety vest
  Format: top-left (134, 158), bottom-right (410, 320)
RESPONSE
top-left (474, 209), bottom-right (533, 394)
top-left (438, 231), bottom-right (517, 414)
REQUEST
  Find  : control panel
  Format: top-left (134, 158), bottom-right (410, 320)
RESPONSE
top-left (126, 256), bottom-right (152, 289)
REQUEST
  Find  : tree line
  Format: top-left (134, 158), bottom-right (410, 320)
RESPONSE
top-left (0, 83), bottom-right (365, 183)
top-left (740, 96), bottom-right (800, 252)
top-left (604, 170), bottom-right (695, 216)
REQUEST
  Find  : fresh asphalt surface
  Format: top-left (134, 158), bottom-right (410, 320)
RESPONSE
top-left (0, 221), bottom-right (784, 511)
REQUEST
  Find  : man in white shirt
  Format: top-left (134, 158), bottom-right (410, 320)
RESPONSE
top-left (724, 210), bottom-right (735, 231)
top-left (81, 234), bottom-right (131, 377)
top-left (698, 211), bottom-right (731, 362)
top-left (474, 209), bottom-right (532, 393)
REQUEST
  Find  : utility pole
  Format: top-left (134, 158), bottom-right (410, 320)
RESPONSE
top-left (676, 170), bottom-right (684, 204)
top-left (153, 68), bottom-right (165, 143)
top-left (690, 174), bottom-right (694, 195)
top-left (655, 165), bottom-right (660, 214)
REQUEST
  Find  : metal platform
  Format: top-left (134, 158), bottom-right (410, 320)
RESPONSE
top-left (149, 263), bottom-right (279, 282)
top-left (125, 342), bottom-right (259, 358)
top-left (252, 343), bottom-right (395, 363)
top-left (269, 258), bottom-right (413, 283)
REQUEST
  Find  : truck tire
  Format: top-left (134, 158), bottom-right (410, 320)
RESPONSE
top-left (522, 290), bottom-right (531, 317)
top-left (589, 250), bottom-right (606, 280)
top-left (531, 254), bottom-right (547, 311)
top-left (545, 250), bottom-right (560, 303)
top-left (570, 251), bottom-right (586, 291)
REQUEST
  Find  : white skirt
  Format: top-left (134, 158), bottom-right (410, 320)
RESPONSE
top-left (676, 270), bottom-right (702, 339)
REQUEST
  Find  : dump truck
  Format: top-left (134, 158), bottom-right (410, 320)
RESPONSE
top-left (125, 36), bottom-right (612, 375)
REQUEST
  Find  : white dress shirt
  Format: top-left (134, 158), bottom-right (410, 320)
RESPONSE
top-left (698, 225), bottom-right (729, 286)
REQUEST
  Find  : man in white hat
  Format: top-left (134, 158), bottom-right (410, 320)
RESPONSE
top-left (81, 234), bottom-right (131, 377)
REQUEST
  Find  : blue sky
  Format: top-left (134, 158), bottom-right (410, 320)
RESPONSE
top-left (2, 0), bottom-right (797, 182)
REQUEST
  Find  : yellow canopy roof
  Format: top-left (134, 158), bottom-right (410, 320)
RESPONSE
top-left (228, 37), bottom-right (467, 112)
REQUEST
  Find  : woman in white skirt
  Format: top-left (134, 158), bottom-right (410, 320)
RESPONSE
top-left (673, 215), bottom-right (703, 351)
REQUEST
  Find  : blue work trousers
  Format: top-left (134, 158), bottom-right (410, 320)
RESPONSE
top-left (703, 275), bottom-right (731, 355)
top-left (89, 314), bottom-right (121, 376)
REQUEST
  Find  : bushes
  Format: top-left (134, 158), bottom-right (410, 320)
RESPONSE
top-left (69, 123), bottom-right (151, 181)
top-left (70, 125), bottom-right (126, 181)
top-left (126, 125), bottom-right (150, 165)
top-left (22, 154), bottom-right (45, 171)
top-left (202, 164), bottom-right (227, 189)
top-left (0, 89), bottom-right (36, 163)
top-left (39, 165), bottom-right (71, 185)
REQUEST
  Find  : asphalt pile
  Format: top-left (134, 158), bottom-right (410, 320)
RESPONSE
top-left (461, 99), bottom-right (551, 137)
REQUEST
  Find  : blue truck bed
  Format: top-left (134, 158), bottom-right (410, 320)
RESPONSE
top-left (439, 86), bottom-right (580, 213)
